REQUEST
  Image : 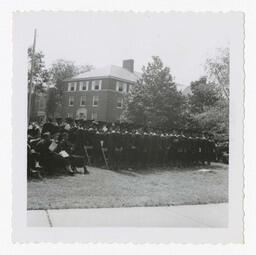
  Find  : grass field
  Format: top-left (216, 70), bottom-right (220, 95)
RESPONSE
top-left (27, 163), bottom-right (228, 210)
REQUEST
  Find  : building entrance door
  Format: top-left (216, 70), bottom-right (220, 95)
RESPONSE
top-left (76, 108), bottom-right (87, 120)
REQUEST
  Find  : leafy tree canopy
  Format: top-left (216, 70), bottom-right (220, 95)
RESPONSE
top-left (190, 100), bottom-right (229, 140)
top-left (124, 56), bottom-right (187, 129)
top-left (49, 59), bottom-right (93, 90)
top-left (188, 76), bottom-right (229, 140)
top-left (189, 76), bottom-right (220, 114)
top-left (28, 47), bottom-right (49, 93)
top-left (46, 59), bottom-right (93, 117)
top-left (205, 47), bottom-right (229, 100)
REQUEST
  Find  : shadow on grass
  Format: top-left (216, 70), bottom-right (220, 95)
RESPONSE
top-left (107, 162), bottom-right (228, 176)
top-left (28, 162), bottom-right (228, 181)
top-left (28, 171), bottom-right (76, 182)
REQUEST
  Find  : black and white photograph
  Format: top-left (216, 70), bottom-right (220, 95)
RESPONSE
top-left (12, 11), bottom-right (244, 243)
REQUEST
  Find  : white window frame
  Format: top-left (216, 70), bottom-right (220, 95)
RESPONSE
top-left (116, 81), bottom-right (122, 92)
top-left (92, 95), bottom-right (99, 107)
top-left (92, 112), bottom-right (98, 120)
top-left (117, 97), bottom-right (123, 109)
top-left (116, 81), bottom-right (127, 93)
top-left (92, 80), bottom-right (102, 90)
top-left (123, 83), bottom-right (127, 93)
top-left (79, 81), bottom-right (89, 91)
top-left (80, 95), bottom-right (86, 106)
top-left (68, 96), bottom-right (74, 106)
top-left (68, 82), bottom-right (77, 92)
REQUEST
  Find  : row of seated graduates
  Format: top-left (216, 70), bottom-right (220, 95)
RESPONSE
top-left (27, 119), bottom-right (89, 176)
top-left (35, 118), bottom-right (217, 171)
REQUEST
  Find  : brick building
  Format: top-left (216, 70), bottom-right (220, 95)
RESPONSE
top-left (61, 59), bottom-right (141, 122)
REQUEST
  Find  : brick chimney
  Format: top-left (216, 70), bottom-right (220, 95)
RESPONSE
top-left (122, 59), bottom-right (134, 73)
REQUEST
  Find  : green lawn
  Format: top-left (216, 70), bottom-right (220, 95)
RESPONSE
top-left (27, 163), bottom-right (228, 210)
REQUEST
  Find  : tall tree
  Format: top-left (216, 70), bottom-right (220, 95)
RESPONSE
top-left (28, 47), bottom-right (49, 121)
top-left (189, 76), bottom-right (220, 113)
top-left (188, 76), bottom-right (229, 140)
top-left (205, 47), bottom-right (230, 101)
top-left (28, 47), bottom-right (49, 94)
top-left (190, 99), bottom-right (229, 140)
top-left (124, 56), bottom-right (187, 129)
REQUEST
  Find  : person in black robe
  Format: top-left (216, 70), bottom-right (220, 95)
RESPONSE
top-left (41, 118), bottom-right (56, 135)
top-left (58, 131), bottom-right (89, 174)
top-left (35, 132), bottom-right (74, 175)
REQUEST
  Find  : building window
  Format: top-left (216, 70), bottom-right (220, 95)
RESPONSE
top-left (79, 81), bottom-right (89, 91)
top-left (69, 96), bottom-right (74, 106)
top-left (68, 82), bottom-right (77, 92)
top-left (80, 95), bottom-right (86, 106)
top-left (92, 80), bottom-right (102, 90)
top-left (117, 98), bottom-right (123, 109)
top-left (116, 81), bottom-right (127, 93)
top-left (92, 95), bottom-right (99, 107)
top-left (67, 113), bottom-right (74, 118)
top-left (92, 112), bottom-right (98, 120)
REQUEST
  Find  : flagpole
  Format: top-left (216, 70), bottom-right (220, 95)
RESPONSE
top-left (28, 29), bottom-right (37, 125)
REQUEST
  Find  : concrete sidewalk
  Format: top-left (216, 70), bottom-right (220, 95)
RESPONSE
top-left (27, 203), bottom-right (228, 228)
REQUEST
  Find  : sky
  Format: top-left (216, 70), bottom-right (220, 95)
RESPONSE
top-left (15, 12), bottom-right (232, 87)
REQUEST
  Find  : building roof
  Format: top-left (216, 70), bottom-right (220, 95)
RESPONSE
top-left (182, 85), bottom-right (192, 96)
top-left (175, 83), bottom-right (187, 92)
top-left (65, 65), bottom-right (142, 83)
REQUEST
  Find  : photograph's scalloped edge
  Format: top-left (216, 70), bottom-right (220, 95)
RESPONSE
top-left (11, 10), bottom-right (244, 244)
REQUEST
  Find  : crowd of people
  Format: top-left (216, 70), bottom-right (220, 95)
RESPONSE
top-left (27, 118), bottom-right (223, 177)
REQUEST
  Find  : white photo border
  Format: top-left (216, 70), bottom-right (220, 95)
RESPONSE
top-left (12, 11), bottom-right (244, 243)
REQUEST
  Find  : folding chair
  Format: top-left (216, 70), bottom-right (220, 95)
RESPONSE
top-left (84, 145), bottom-right (93, 166)
top-left (101, 145), bottom-right (109, 169)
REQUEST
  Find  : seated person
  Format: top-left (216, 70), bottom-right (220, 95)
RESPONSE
top-left (56, 132), bottom-right (88, 174)
top-left (28, 122), bottom-right (40, 138)
top-left (27, 143), bottom-right (36, 173)
top-left (56, 132), bottom-right (72, 154)
top-left (27, 138), bottom-right (42, 178)
top-left (35, 132), bottom-right (74, 175)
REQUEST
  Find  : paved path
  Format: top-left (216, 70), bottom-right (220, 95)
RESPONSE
top-left (27, 203), bottom-right (228, 228)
